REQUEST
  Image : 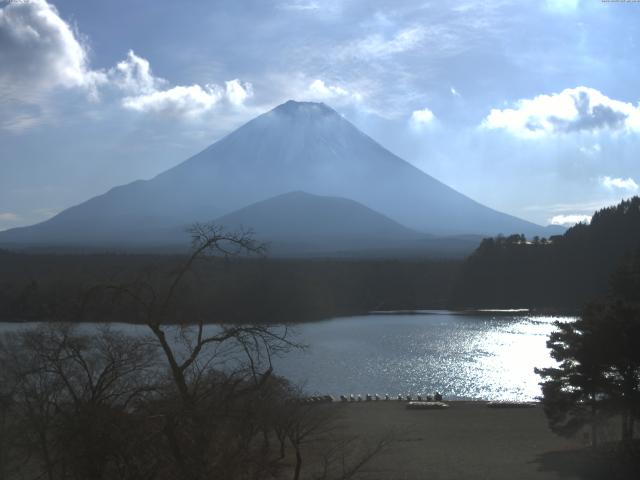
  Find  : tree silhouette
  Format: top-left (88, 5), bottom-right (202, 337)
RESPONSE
top-left (535, 311), bottom-right (612, 447)
top-left (536, 257), bottom-right (640, 448)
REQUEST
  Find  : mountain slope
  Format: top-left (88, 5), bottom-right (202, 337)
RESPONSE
top-left (213, 191), bottom-right (423, 254)
top-left (0, 100), bottom-right (558, 249)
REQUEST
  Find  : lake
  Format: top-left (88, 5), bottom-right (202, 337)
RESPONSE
top-left (0, 311), bottom-right (571, 401)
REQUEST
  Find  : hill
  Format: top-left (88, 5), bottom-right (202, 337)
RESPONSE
top-left (451, 197), bottom-right (640, 309)
top-left (212, 191), bottom-right (424, 255)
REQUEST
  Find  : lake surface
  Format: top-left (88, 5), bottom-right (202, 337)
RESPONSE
top-left (0, 311), bottom-right (571, 401)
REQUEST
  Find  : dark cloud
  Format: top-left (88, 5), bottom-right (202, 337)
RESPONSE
top-left (551, 90), bottom-right (629, 133)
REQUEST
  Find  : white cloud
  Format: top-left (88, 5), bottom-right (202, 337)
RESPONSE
top-left (0, 0), bottom-right (106, 95)
top-left (340, 26), bottom-right (425, 60)
top-left (279, 1), bottom-right (320, 11)
top-left (410, 107), bottom-right (435, 126)
top-left (0, 2), bottom-right (254, 127)
top-left (112, 51), bottom-right (253, 117)
top-left (307, 79), bottom-right (363, 103)
top-left (545, 0), bottom-right (579, 12)
top-left (122, 84), bottom-right (225, 117)
top-left (110, 50), bottom-right (162, 95)
top-left (601, 176), bottom-right (639, 192)
top-left (550, 214), bottom-right (591, 226)
top-left (225, 79), bottom-right (254, 107)
top-left (0, 0), bottom-right (107, 130)
top-left (450, 86), bottom-right (460, 97)
top-left (482, 87), bottom-right (640, 138)
top-left (277, 0), bottom-right (343, 15)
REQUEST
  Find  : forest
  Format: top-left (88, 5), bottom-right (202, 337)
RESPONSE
top-left (0, 247), bottom-right (459, 324)
top-left (451, 197), bottom-right (640, 310)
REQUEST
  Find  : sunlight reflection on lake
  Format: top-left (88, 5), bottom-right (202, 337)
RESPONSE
top-left (271, 312), bottom-right (572, 401)
top-left (0, 312), bottom-right (573, 401)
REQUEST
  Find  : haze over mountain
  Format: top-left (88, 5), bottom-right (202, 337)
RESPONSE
top-left (0, 101), bottom-right (561, 253)
top-left (212, 192), bottom-right (486, 257)
top-left (215, 191), bottom-right (419, 252)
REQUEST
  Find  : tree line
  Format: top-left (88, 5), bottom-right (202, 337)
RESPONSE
top-left (452, 197), bottom-right (640, 310)
top-left (0, 249), bottom-right (459, 324)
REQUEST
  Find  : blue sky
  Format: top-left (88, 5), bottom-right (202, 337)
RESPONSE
top-left (1, 0), bottom-right (640, 231)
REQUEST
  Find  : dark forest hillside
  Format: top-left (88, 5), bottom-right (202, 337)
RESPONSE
top-left (0, 253), bottom-right (459, 323)
top-left (451, 197), bottom-right (640, 309)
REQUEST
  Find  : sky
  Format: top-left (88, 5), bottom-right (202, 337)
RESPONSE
top-left (1, 0), bottom-right (640, 231)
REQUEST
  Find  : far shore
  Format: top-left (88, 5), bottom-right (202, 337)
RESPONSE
top-left (0, 306), bottom-right (581, 327)
top-left (369, 308), bottom-right (581, 317)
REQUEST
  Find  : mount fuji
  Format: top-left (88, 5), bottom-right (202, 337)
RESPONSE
top-left (0, 100), bottom-right (561, 254)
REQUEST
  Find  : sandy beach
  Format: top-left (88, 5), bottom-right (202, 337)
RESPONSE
top-left (300, 401), bottom-right (620, 480)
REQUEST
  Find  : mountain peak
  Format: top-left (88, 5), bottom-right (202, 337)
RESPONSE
top-left (271, 100), bottom-right (335, 117)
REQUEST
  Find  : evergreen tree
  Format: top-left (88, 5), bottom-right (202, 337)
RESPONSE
top-left (536, 300), bottom-right (640, 446)
top-left (535, 311), bottom-right (612, 446)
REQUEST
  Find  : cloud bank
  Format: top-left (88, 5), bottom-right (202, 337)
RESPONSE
top-left (114, 52), bottom-right (254, 118)
top-left (483, 87), bottom-right (640, 138)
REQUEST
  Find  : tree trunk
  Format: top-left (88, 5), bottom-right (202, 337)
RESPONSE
top-left (149, 325), bottom-right (192, 406)
top-left (163, 415), bottom-right (193, 480)
top-left (293, 447), bottom-right (302, 480)
top-left (591, 395), bottom-right (598, 449)
top-left (622, 409), bottom-right (630, 445)
top-left (38, 429), bottom-right (55, 480)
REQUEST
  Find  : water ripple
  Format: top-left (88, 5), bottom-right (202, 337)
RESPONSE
top-left (272, 312), bottom-right (569, 401)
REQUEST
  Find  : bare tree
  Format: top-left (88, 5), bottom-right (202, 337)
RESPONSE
top-left (267, 383), bottom-right (394, 480)
top-left (76, 224), bottom-right (299, 479)
top-left (287, 401), bottom-right (336, 480)
top-left (0, 324), bottom-right (160, 480)
top-left (311, 432), bottom-right (395, 480)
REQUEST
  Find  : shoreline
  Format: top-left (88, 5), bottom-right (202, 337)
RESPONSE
top-left (369, 308), bottom-right (580, 317)
top-left (0, 306), bottom-right (581, 325)
top-left (304, 397), bottom-right (542, 405)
